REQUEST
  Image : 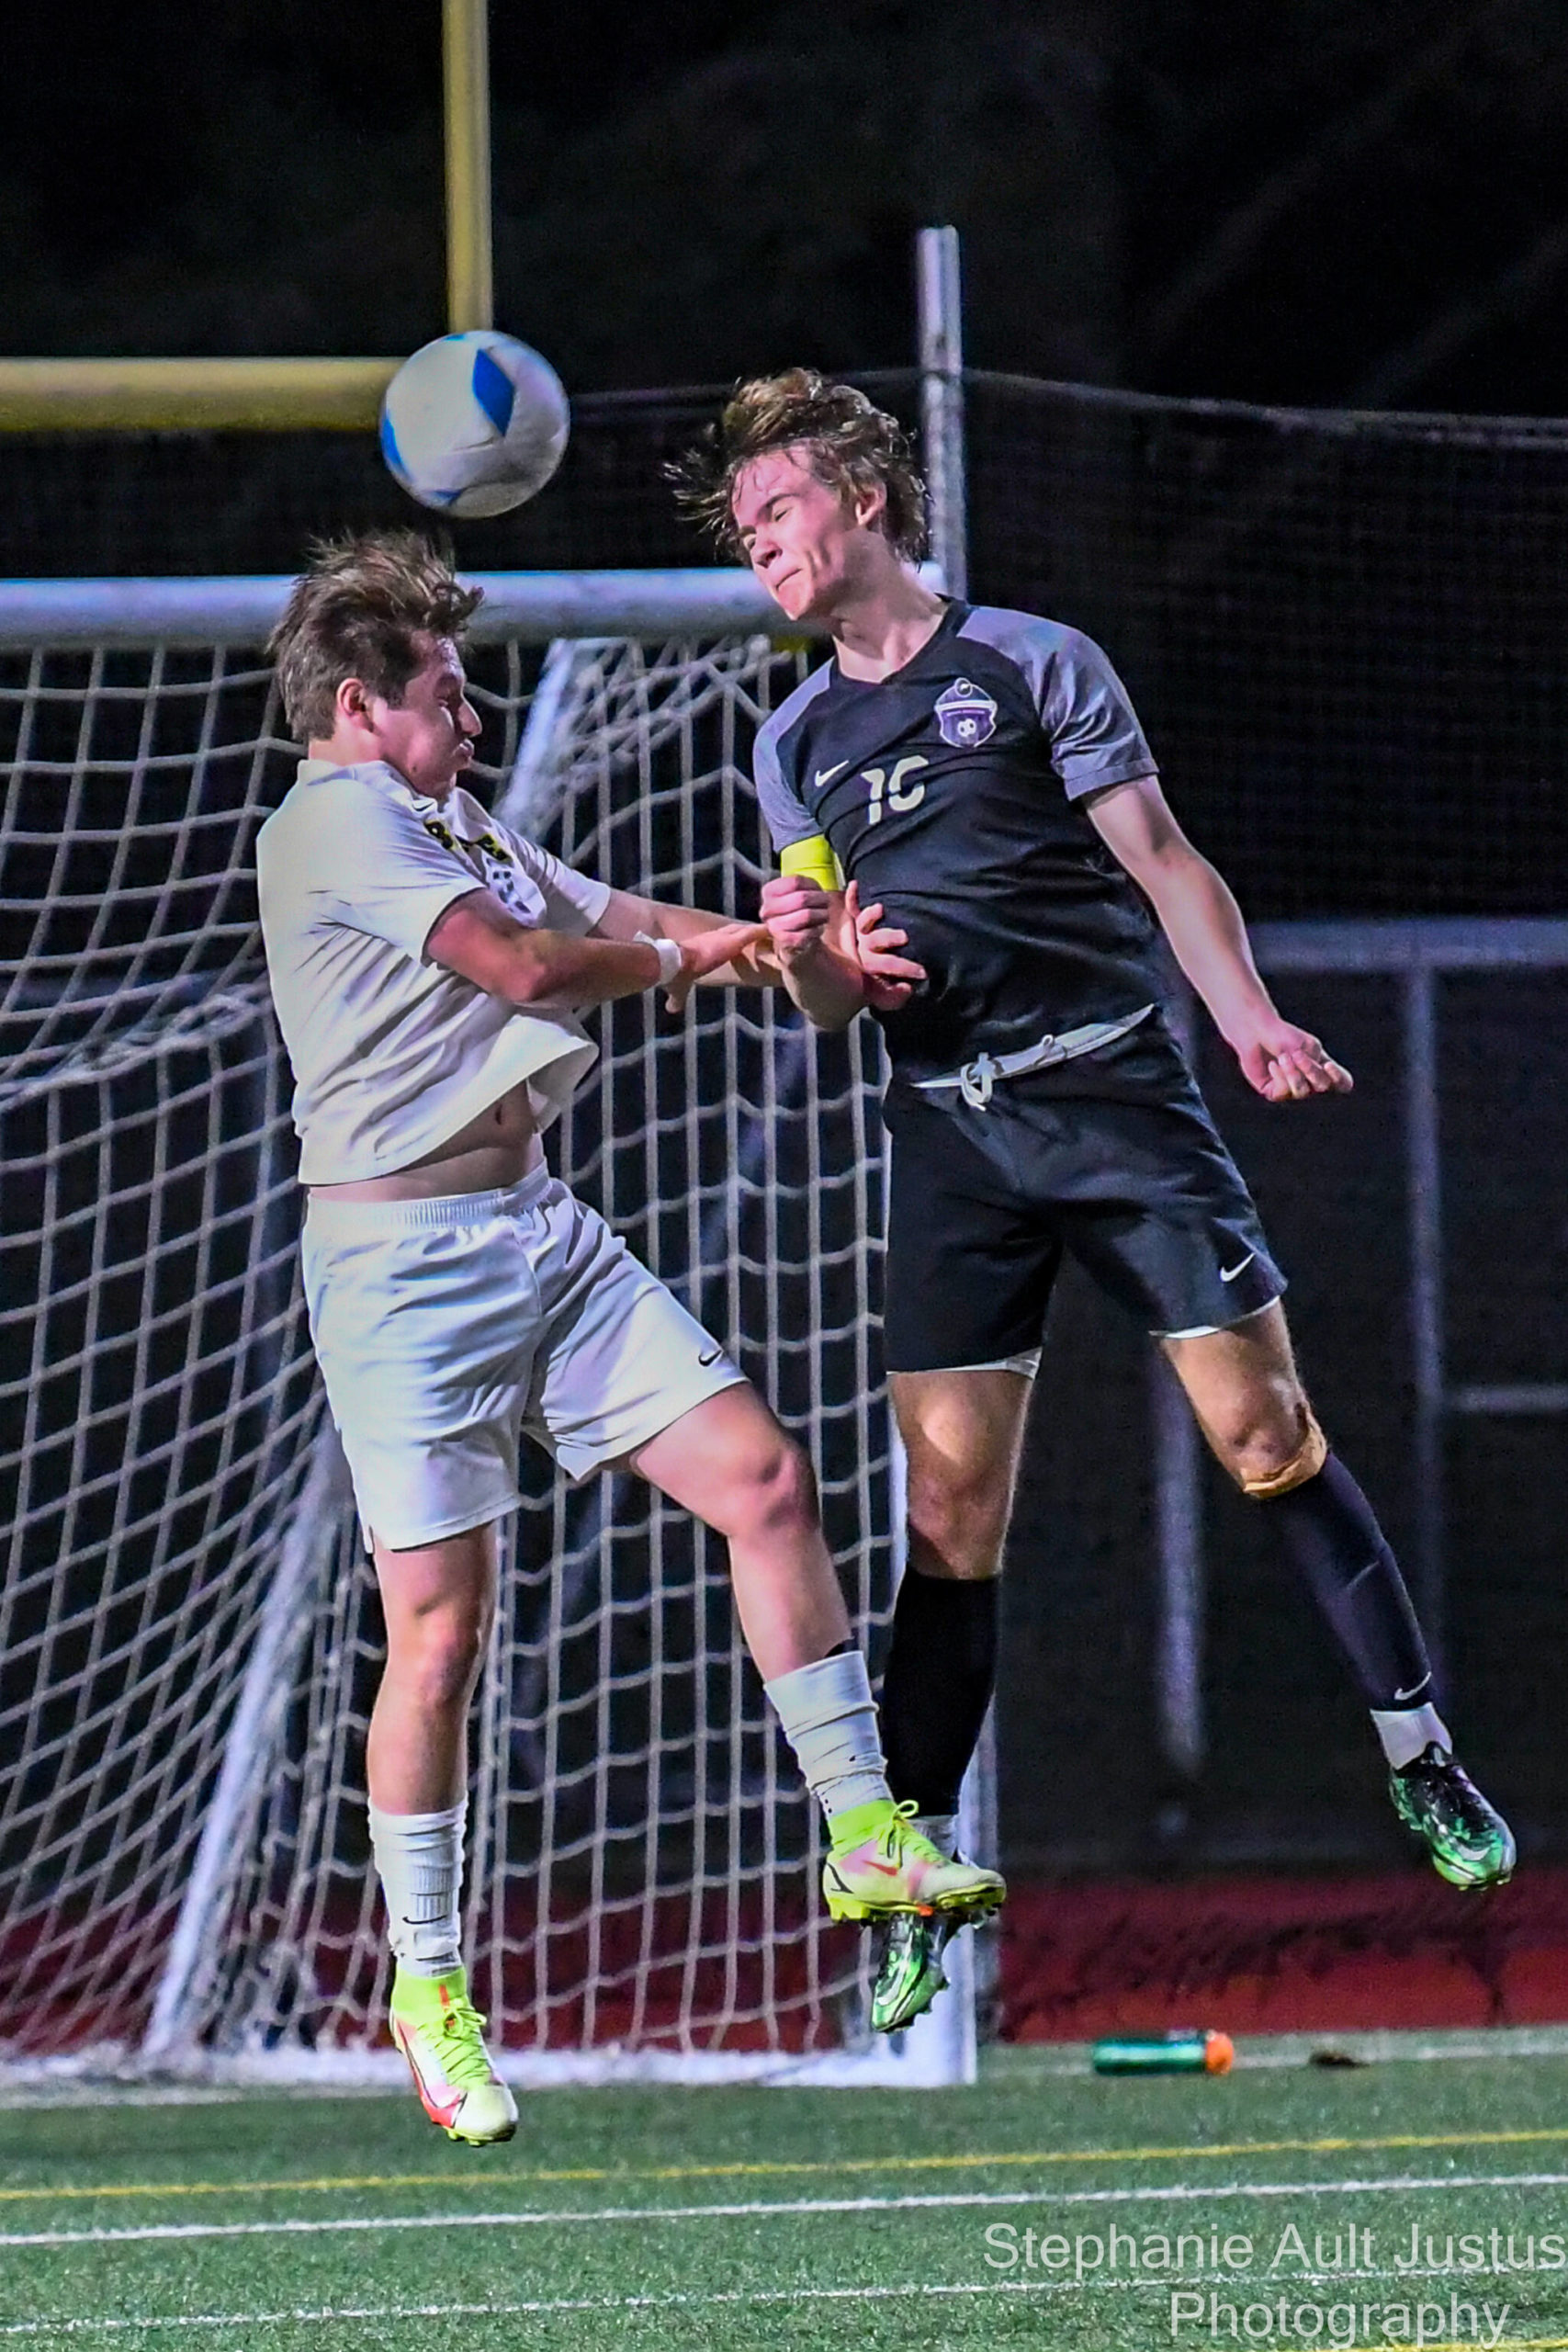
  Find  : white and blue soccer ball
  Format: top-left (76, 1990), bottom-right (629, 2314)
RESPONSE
top-left (378, 331), bottom-right (570, 518)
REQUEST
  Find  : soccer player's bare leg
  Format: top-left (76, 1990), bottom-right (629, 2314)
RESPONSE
top-left (369, 1521), bottom-right (498, 1813)
top-left (896, 1368), bottom-right (1031, 1587)
top-left (623, 1382), bottom-right (851, 1678)
top-left (1158, 1301), bottom-right (1307, 1491)
top-left (369, 1520), bottom-right (516, 2144)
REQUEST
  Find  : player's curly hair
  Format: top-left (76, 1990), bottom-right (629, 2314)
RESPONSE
top-left (669, 369), bottom-right (928, 560)
top-left (268, 529), bottom-right (484, 741)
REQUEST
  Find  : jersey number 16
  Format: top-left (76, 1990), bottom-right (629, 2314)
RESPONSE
top-left (864, 756), bottom-right (929, 825)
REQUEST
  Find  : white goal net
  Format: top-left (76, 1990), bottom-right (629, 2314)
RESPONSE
top-left (0, 574), bottom-right (969, 2088)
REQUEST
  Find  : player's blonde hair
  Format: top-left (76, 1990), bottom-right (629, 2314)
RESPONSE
top-left (669, 369), bottom-right (928, 560)
top-left (269, 529), bottom-right (484, 741)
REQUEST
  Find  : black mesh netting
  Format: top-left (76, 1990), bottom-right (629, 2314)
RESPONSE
top-left (965, 373), bottom-right (1568, 920)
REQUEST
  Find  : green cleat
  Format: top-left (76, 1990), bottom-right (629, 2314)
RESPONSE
top-left (1388, 1744), bottom-right (1516, 1890)
top-left (870, 1912), bottom-right (956, 2035)
top-left (389, 1965), bottom-right (518, 2144)
top-left (822, 1798), bottom-right (1005, 1925)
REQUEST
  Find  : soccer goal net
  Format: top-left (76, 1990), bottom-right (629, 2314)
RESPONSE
top-left (0, 573), bottom-right (960, 2088)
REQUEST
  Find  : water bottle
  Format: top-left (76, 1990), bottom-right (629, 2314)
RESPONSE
top-left (1091, 2030), bottom-right (1234, 2075)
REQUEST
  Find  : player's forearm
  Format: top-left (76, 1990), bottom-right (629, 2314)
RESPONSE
top-left (437, 920), bottom-right (667, 1011)
top-left (519, 933), bottom-right (674, 1009)
top-left (1143, 854), bottom-right (1280, 1045)
top-left (601, 892), bottom-right (773, 987)
top-left (427, 894), bottom-right (674, 1009)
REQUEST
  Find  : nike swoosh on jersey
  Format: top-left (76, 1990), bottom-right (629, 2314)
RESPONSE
top-left (813, 762), bottom-right (849, 791)
top-left (1220, 1251), bottom-right (1257, 1283)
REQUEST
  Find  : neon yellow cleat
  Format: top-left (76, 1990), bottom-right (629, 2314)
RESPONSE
top-left (821, 1798), bottom-right (1005, 1925)
top-left (389, 1966), bottom-right (518, 2145)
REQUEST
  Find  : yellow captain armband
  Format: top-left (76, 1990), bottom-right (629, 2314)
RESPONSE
top-left (779, 835), bottom-right (845, 893)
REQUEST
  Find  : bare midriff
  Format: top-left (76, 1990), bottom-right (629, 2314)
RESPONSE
top-left (309, 1082), bottom-right (541, 1201)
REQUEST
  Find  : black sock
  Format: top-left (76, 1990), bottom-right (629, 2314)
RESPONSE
top-left (879, 1567), bottom-right (1000, 1817)
top-left (1259, 1452), bottom-right (1432, 1712)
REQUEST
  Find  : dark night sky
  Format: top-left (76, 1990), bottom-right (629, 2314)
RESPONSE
top-left (6, 0), bottom-right (1568, 412)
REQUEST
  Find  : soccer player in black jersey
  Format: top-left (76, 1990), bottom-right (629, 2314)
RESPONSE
top-left (674, 370), bottom-right (1516, 2036)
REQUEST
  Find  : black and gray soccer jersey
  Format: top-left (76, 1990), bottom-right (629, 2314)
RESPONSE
top-left (753, 602), bottom-right (1168, 1084)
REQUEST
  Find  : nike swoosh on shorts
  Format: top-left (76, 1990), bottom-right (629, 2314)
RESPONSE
top-left (1220, 1251), bottom-right (1257, 1283)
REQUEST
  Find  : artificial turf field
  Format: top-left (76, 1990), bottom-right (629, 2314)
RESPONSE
top-left (6, 2039), bottom-right (1568, 2349)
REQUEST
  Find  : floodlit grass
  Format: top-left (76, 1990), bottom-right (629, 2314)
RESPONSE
top-left (6, 2040), bottom-right (1568, 2348)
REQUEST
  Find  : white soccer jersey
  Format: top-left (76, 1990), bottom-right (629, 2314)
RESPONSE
top-left (257, 759), bottom-right (611, 1184)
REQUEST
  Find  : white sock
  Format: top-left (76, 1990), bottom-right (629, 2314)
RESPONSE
top-left (1371, 1703), bottom-right (1451, 1770)
top-left (913, 1813), bottom-right (960, 1860)
top-left (368, 1800), bottom-right (466, 1976)
top-left (763, 1650), bottom-right (891, 1822)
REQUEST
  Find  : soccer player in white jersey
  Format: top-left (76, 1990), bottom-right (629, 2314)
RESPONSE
top-left (256, 533), bottom-right (1000, 2143)
top-left (672, 372), bottom-right (1515, 2037)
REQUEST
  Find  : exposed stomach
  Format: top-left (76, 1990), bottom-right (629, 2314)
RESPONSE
top-left (308, 1082), bottom-right (541, 1201)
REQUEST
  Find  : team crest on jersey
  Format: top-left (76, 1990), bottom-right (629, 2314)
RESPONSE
top-left (423, 816), bottom-right (545, 922)
top-left (934, 677), bottom-right (998, 749)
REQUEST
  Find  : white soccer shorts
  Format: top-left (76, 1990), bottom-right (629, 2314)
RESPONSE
top-left (301, 1165), bottom-right (745, 1551)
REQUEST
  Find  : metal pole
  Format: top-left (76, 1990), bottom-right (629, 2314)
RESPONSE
top-left (142, 1420), bottom-right (352, 2060)
top-left (444, 0), bottom-right (494, 332)
top-left (1151, 981), bottom-right (1206, 1782)
top-left (1151, 1353), bottom-right (1206, 1779)
top-left (1404, 960), bottom-right (1448, 1679)
top-left (917, 228), bottom-right (967, 600)
top-left (0, 357), bottom-right (400, 433)
top-left (917, 228), bottom-right (980, 2058)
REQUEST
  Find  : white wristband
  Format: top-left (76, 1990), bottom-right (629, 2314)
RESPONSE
top-left (635, 932), bottom-right (683, 988)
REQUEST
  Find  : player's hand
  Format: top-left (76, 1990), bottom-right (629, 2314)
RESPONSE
top-left (760, 873), bottom-right (832, 964)
top-left (1235, 1020), bottom-right (1354, 1102)
top-left (665, 921), bottom-right (769, 1012)
top-left (845, 880), bottom-right (926, 1012)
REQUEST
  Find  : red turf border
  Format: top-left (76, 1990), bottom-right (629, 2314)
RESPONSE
top-left (998, 1867), bottom-right (1568, 2041)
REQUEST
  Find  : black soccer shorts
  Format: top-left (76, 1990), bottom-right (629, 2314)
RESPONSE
top-left (881, 1013), bottom-right (1284, 1374)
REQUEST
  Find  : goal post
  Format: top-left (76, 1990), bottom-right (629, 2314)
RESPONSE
top-left (0, 567), bottom-right (976, 2090)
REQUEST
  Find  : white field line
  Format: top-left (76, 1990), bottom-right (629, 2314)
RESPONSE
top-left (6, 2170), bottom-right (1568, 2252)
top-left (0, 2267), bottom-right (1554, 2340)
top-left (0, 2279), bottom-right (1212, 2340)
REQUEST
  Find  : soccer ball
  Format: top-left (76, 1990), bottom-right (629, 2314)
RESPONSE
top-left (378, 331), bottom-right (570, 518)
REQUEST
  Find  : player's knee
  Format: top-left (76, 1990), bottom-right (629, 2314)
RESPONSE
top-left (906, 1462), bottom-right (1010, 1577)
top-left (387, 1600), bottom-right (491, 1713)
top-left (726, 1430), bottom-right (820, 1545)
top-left (1206, 1382), bottom-right (1319, 1493)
